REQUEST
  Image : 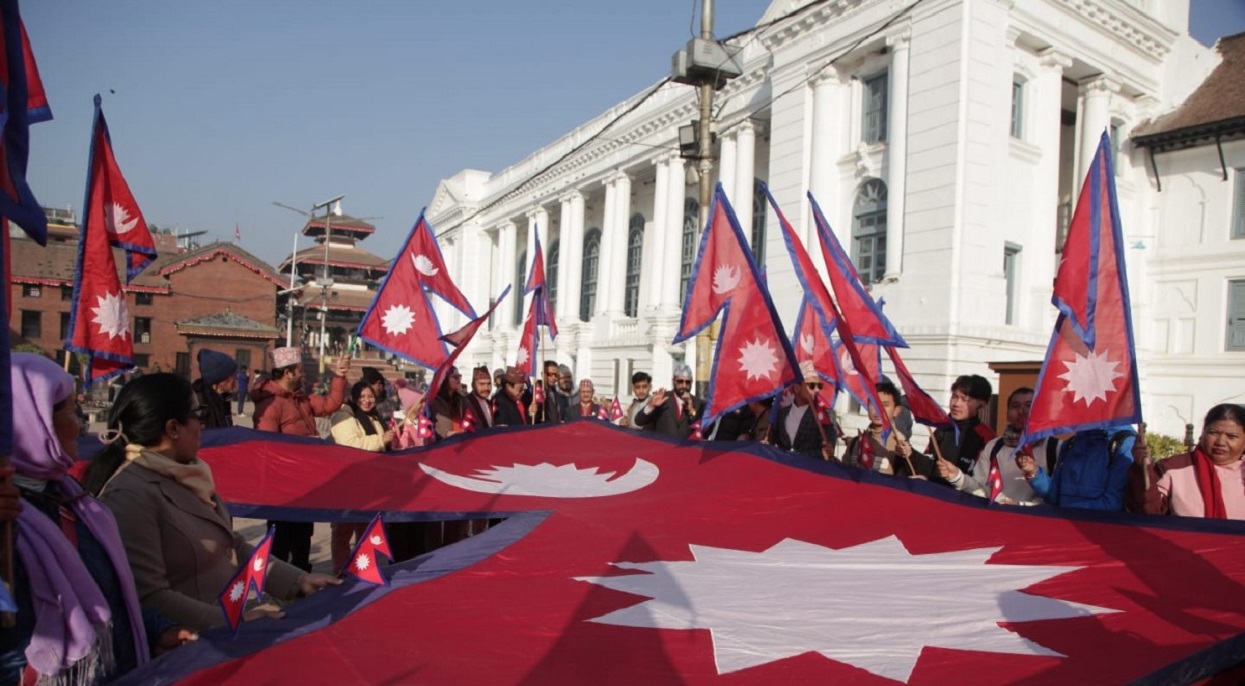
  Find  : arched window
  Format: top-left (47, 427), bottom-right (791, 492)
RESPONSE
top-left (514, 249), bottom-right (527, 326)
top-left (852, 178), bottom-right (887, 286)
top-left (680, 198), bottom-right (698, 305)
top-left (624, 214), bottom-right (645, 318)
top-left (548, 239), bottom-right (560, 314)
top-left (579, 229), bottom-right (601, 322)
top-left (751, 178), bottom-right (767, 266)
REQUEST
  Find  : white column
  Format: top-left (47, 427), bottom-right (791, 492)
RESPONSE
top-left (497, 221), bottom-right (517, 331)
top-left (646, 156), bottom-right (671, 312)
top-left (556, 195), bottom-right (574, 322)
top-left (808, 69), bottom-right (844, 244)
top-left (660, 160), bottom-right (687, 310)
top-left (734, 121), bottom-right (756, 255)
top-left (883, 34), bottom-right (910, 280)
top-left (563, 192), bottom-right (586, 323)
top-left (596, 177), bottom-right (617, 317)
top-left (1077, 76), bottom-right (1118, 188)
top-left (1035, 50), bottom-right (1072, 268)
top-left (608, 172), bottom-right (632, 315)
top-left (718, 133), bottom-right (737, 205)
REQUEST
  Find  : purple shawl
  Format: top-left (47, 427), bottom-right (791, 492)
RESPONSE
top-left (9, 353), bottom-right (149, 678)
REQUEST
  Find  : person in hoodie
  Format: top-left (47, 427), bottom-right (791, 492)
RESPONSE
top-left (250, 346), bottom-right (350, 571)
top-left (191, 349), bottom-right (238, 429)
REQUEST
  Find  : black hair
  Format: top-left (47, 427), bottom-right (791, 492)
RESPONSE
top-left (951, 374), bottom-right (992, 402)
top-left (1007, 386), bottom-right (1035, 404)
top-left (875, 381), bottom-right (901, 403)
top-left (543, 360), bottom-right (559, 373)
top-left (631, 371), bottom-right (652, 385)
top-left (347, 380), bottom-right (381, 436)
top-left (272, 364), bottom-right (298, 380)
top-left (83, 373), bottom-right (194, 496)
top-left (1204, 403), bottom-right (1245, 429)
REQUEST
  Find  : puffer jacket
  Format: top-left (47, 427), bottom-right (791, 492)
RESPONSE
top-left (251, 376), bottom-right (346, 436)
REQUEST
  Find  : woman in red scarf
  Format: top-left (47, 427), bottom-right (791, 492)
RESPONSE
top-left (1132, 404), bottom-right (1245, 519)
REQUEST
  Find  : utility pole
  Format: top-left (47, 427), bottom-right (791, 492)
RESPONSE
top-left (672, 0), bottom-right (741, 397)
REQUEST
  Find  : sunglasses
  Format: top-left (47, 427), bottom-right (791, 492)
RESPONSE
top-left (805, 382), bottom-right (824, 390)
top-left (188, 405), bottom-right (209, 422)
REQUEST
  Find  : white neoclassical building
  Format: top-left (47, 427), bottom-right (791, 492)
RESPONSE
top-left (426, 0), bottom-right (1241, 439)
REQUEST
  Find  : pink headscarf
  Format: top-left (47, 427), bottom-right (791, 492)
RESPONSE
top-left (9, 353), bottom-right (148, 679)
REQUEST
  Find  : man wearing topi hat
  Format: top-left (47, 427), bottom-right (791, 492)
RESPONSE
top-left (772, 360), bottom-right (837, 461)
top-left (193, 348), bottom-right (239, 429)
top-left (251, 346), bottom-right (351, 572)
top-left (493, 366), bottom-right (531, 426)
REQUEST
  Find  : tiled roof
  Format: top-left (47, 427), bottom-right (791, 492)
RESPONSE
top-left (1133, 33), bottom-right (1245, 150)
top-left (176, 311), bottom-right (281, 339)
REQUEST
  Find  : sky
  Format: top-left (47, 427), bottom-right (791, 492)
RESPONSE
top-left (22, 1), bottom-right (1245, 269)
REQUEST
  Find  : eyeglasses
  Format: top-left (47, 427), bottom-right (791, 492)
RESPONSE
top-left (188, 406), bottom-right (209, 422)
top-left (673, 378), bottom-right (692, 385)
top-left (805, 382), bottom-right (824, 390)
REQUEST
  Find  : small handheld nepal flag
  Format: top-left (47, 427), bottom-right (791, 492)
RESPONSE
top-left (461, 404), bottom-right (477, 433)
top-left (1022, 131), bottom-right (1141, 444)
top-left (218, 526), bottom-right (275, 635)
top-left (343, 514), bottom-right (393, 586)
top-left (533, 380), bottom-right (545, 407)
top-left (416, 410), bottom-right (435, 441)
top-left (987, 454), bottom-right (1004, 503)
top-left (595, 404), bottom-right (609, 421)
top-left (688, 421), bottom-right (704, 441)
top-left (609, 397), bottom-right (624, 422)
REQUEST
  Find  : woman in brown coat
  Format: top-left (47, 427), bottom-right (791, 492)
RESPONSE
top-left (90, 374), bottom-right (340, 630)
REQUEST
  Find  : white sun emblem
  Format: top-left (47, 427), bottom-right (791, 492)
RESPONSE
top-left (105, 203), bottom-right (139, 235)
top-left (228, 580), bottom-right (245, 603)
top-left (516, 345), bottom-right (530, 367)
top-left (737, 338), bottom-right (779, 382)
top-left (1058, 348), bottom-right (1124, 406)
top-left (369, 535), bottom-right (383, 546)
top-left (837, 347), bottom-right (858, 377)
top-left (420, 459), bottom-right (659, 498)
top-left (381, 304), bottom-right (415, 336)
top-left (411, 253), bottom-right (440, 276)
top-left (355, 553), bottom-right (371, 571)
top-left (711, 264), bottom-right (741, 295)
top-left (90, 291), bottom-right (130, 340)
top-left (252, 556), bottom-right (265, 573)
top-left (799, 333), bottom-right (816, 356)
top-left (578, 535), bottom-right (1116, 682)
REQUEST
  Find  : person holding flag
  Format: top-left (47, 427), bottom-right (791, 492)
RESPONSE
top-left (328, 381), bottom-right (395, 570)
top-left (430, 367), bottom-right (467, 438)
top-left (945, 387), bottom-right (1052, 506)
top-left (843, 381), bottom-right (916, 476)
top-left (93, 373), bottom-right (338, 631)
top-left (927, 375), bottom-right (996, 486)
top-left (771, 361), bottom-right (837, 461)
top-left (463, 366), bottom-right (496, 431)
top-left (494, 367), bottom-right (531, 427)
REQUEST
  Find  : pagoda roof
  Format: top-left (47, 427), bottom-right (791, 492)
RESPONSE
top-left (279, 243), bottom-right (391, 273)
top-left (296, 284), bottom-right (376, 313)
top-left (301, 214), bottom-right (376, 239)
top-left (176, 310), bottom-right (282, 340)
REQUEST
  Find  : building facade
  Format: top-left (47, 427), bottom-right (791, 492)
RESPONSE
top-left (427, 0), bottom-right (1236, 439)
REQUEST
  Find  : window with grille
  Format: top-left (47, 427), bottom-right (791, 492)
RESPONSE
top-left (548, 239), bottom-right (560, 313)
top-left (580, 229), bottom-right (601, 322)
top-left (624, 214), bottom-right (644, 317)
top-left (852, 179), bottom-right (888, 285)
top-left (680, 199), bottom-right (698, 305)
top-left (20, 310), bottom-right (41, 339)
top-left (862, 72), bottom-right (889, 144)
top-left (1233, 168), bottom-right (1245, 240)
top-left (514, 249), bottom-right (526, 326)
top-left (1010, 80), bottom-right (1025, 139)
top-left (1228, 279), bottom-right (1245, 351)
top-left (751, 179), bottom-right (767, 266)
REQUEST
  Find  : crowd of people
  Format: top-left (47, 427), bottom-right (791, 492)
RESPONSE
top-left (1, 344), bottom-right (1242, 683)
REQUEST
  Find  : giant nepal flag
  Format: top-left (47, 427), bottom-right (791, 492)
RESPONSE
top-left (0, 0), bottom-right (49, 243)
top-left (122, 422), bottom-right (1245, 685)
top-left (66, 95), bottom-right (158, 385)
top-left (765, 183), bottom-right (890, 434)
top-left (674, 184), bottom-right (799, 425)
top-left (358, 209), bottom-right (476, 370)
top-left (1023, 131), bottom-right (1141, 444)
top-left (218, 526), bottom-right (275, 635)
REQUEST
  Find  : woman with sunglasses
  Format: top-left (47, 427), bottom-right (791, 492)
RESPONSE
top-left (87, 373), bottom-right (340, 630)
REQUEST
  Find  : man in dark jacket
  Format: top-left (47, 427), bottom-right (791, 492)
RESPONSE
top-left (927, 374), bottom-right (997, 486)
top-left (493, 366), bottom-right (530, 426)
top-left (772, 361), bottom-right (836, 460)
top-left (635, 364), bottom-right (703, 439)
top-left (192, 349), bottom-right (238, 429)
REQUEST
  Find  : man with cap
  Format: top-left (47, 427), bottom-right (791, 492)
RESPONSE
top-left (193, 349), bottom-right (238, 429)
top-left (493, 366), bottom-right (530, 426)
top-left (771, 361), bottom-right (837, 460)
top-left (635, 364), bottom-right (704, 438)
top-left (464, 366), bottom-right (495, 430)
top-left (568, 379), bottom-right (603, 420)
top-left (251, 346), bottom-right (351, 572)
top-left (534, 360), bottom-right (569, 424)
top-left (924, 374), bottom-right (997, 487)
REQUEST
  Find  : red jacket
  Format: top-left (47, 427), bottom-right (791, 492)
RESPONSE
top-left (251, 377), bottom-right (346, 436)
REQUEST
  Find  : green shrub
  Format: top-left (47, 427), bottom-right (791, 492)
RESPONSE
top-left (1146, 432), bottom-right (1187, 461)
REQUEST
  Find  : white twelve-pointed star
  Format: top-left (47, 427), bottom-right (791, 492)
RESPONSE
top-left (355, 553), bottom-right (371, 571)
top-left (1058, 348), bottom-right (1124, 406)
top-left (411, 253), bottom-right (440, 276)
top-left (91, 291), bottom-right (130, 340)
top-left (228, 580), bottom-right (245, 603)
top-left (516, 345), bottom-right (530, 367)
top-left (712, 264), bottom-right (741, 295)
top-left (381, 304), bottom-right (416, 336)
top-left (578, 536), bottom-right (1116, 682)
top-left (800, 333), bottom-right (816, 356)
top-left (736, 337), bottom-right (779, 382)
top-left (106, 202), bottom-right (139, 235)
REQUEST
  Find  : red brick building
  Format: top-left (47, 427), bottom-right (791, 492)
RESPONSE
top-left (9, 210), bottom-right (284, 378)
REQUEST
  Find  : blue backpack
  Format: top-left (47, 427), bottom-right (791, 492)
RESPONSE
top-left (1052, 428), bottom-right (1136, 502)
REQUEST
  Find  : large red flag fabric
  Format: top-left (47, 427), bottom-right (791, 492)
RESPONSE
top-left (65, 96), bottom-right (158, 385)
top-left (675, 184), bottom-right (799, 425)
top-left (885, 346), bottom-right (954, 434)
top-left (122, 423), bottom-right (1245, 685)
top-left (767, 185), bottom-right (889, 434)
top-left (1023, 131), bottom-right (1141, 444)
top-left (358, 210), bottom-right (476, 369)
top-left (808, 193), bottom-right (907, 348)
top-left (0, 1), bottom-right (46, 243)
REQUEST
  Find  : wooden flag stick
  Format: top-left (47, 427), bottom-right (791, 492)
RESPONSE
top-left (1138, 421), bottom-right (1150, 491)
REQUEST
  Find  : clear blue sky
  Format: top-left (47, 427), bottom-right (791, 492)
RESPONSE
top-left (22, 1), bottom-right (1245, 268)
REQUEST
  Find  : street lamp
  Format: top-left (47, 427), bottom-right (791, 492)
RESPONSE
top-left (273, 194), bottom-right (345, 371)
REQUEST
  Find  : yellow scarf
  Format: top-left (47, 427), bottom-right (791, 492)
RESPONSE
top-left (123, 445), bottom-right (217, 507)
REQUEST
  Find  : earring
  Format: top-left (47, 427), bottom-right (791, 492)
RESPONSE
top-left (172, 433), bottom-right (179, 440)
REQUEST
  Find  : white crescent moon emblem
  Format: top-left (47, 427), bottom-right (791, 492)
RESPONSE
top-left (412, 253), bottom-right (440, 276)
top-left (420, 459), bottom-right (659, 498)
top-left (252, 556), bottom-right (265, 572)
top-left (369, 535), bottom-right (383, 545)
